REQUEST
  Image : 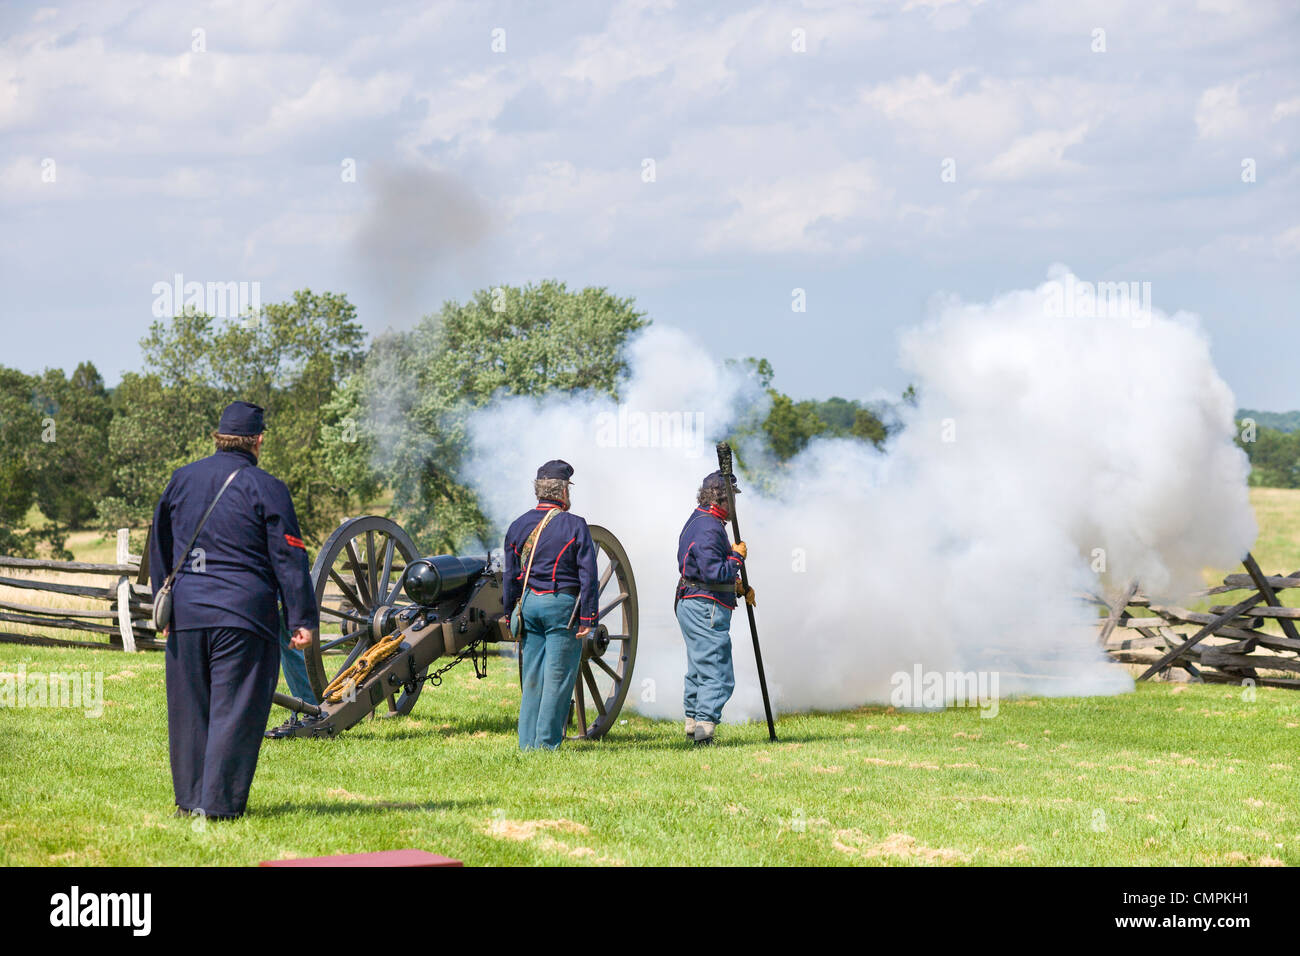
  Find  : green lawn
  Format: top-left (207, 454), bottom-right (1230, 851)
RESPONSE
top-left (1, 643), bottom-right (1296, 866)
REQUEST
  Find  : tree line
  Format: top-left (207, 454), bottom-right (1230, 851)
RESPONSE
top-left (0, 281), bottom-right (902, 558)
top-left (1236, 416), bottom-right (1300, 489)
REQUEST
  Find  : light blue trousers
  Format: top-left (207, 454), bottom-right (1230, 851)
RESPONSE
top-left (278, 606), bottom-right (317, 705)
top-left (516, 591), bottom-right (583, 750)
top-left (676, 597), bottom-right (735, 724)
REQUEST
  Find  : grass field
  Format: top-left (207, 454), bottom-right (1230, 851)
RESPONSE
top-left (1, 491), bottom-right (1299, 866)
top-left (1, 644), bottom-right (1297, 866)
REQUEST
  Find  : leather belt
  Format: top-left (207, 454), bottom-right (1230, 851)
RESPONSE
top-left (678, 576), bottom-right (734, 594)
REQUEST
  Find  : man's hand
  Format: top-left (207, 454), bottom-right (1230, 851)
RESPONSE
top-left (732, 541), bottom-right (747, 560)
top-left (289, 627), bottom-right (315, 650)
top-left (742, 587), bottom-right (756, 607)
top-left (576, 626), bottom-right (591, 639)
top-left (162, 626), bottom-right (169, 639)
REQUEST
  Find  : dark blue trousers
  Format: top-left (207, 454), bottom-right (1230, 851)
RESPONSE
top-left (165, 627), bottom-right (280, 817)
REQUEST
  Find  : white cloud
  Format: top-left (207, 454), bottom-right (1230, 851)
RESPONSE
top-left (1273, 96), bottom-right (1300, 121)
top-left (978, 124), bottom-right (1088, 181)
top-left (699, 160), bottom-right (885, 254)
top-left (1195, 79), bottom-right (1248, 139)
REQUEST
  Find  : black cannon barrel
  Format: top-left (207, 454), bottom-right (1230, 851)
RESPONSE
top-left (404, 554), bottom-right (488, 605)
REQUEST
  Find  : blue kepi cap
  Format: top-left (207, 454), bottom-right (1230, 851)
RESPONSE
top-left (218, 401), bottom-right (265, 437)
top-left (536, 459), bottom-right (575, 483)
top-left (703, 469), bottom-right (741, 494)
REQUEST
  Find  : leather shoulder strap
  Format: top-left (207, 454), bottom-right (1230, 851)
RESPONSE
top-left (519, 508), bottom-right (560, 598)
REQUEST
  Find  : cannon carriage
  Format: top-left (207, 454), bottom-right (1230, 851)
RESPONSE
top-left (271, 515), bottom-right (639, 740)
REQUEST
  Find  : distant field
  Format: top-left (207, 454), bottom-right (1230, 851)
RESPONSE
top-left (1234, 488), bottom-right (1300, 580)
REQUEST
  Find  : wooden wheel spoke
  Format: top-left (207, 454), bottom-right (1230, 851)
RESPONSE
top-left (575, 680), bottom-right (588, 735)
top-left (339, 634), bottom-right (370, 672)
top-left (582, 664), bottom-right (607, 717)
top-left (320, 631), bottom-right (360, 652)
top-left (593, 655), bottom-right (620, 681)
top-left (599, 593), bottom-right (629, 620)
top-left (345, 539), bottom-right (372, 607)
top-left (329, 568), bottom-right (365, 612)
top-left (378, 538), bottom-right (396, 604)
top-left (366, 531), bottom-right (379, 604)
top-left (319, 605), bottom-right (368, 625)
top-left (598, 559), bottom-right (614, 595)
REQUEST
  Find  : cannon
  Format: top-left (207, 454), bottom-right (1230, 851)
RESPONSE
top-left (270, 515), bottom-right (639, 740)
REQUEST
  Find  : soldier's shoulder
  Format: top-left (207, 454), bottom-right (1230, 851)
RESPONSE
top-left (170, 454), bottom-right (216, 483)
top-left (245, 464), bottom-right (287, 492)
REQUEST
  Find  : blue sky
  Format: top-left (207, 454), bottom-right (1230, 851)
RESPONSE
top-left (1, 0), bottom-right (1297, 407)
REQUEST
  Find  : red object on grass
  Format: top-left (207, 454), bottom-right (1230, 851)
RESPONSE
top-left (259, 849), bottom-right (462, 867)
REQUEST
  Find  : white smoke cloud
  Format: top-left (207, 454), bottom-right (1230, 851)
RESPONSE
top-left (462, 270), bottom-right (1256, 722)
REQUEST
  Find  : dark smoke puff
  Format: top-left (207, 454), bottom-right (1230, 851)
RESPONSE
top-left (351, 164), bottom-right (493, 323)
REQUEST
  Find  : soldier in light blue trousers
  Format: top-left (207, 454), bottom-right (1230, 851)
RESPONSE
top-left (676, 597), bottom-right (736, 727)
top-left (517, 591), bottom-right (584, 749)
top-left (277, 605), bottom-right (317, 705)
top-left (674, 470), bottom-right (753, 745)
top-left (503, 460), bottom-right (600, 751)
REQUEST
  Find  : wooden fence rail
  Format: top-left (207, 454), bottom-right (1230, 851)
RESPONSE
top-left (1092, 551), bottom-right (1300, 689)
top-left (0, 529), bottom-right (159, 652)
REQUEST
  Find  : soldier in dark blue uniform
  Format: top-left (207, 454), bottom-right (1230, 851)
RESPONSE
top-left (502, 460), bottom-right (599, 750)
top-left (675, 470), bottom-right (755, 745)
top-left (149, 401), bottom-right (318, 818)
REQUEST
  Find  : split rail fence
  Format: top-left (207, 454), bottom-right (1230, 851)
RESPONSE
top-left (0, 529), bottom-right (158, 652)
top-left (1093, 552), bottom-right (1300, 688)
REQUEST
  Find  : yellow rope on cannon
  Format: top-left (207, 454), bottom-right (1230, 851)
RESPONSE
top-left (322, 630), bottom-right (407, 704)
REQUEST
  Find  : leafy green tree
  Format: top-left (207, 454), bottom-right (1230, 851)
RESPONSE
top-left (28, 362), bottom-right (113, 538)
top-left (764, 392), bottom-right (830, 460)
top-left (339, 280), bottom-right (649, 551)
top-left (1236, 421), bottom-right (1300, 488)
top-left (850, 407), bottom-right (888, 447)
top-left (727, 357), bottom-right (892, 462)
top-left (102, 291), bottom-right (369, 539)
top-left (95, 372), bottom-right (214, 530)
top-left (0, 366), bottom-right (39, 556)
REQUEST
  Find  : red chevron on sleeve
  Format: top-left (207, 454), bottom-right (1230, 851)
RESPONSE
top-left (284, 533), bottom-right (305, 549)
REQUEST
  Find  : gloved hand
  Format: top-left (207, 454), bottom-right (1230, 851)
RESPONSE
top-left (742, 587), bottom-right (756, 607)
top-left (732, 541), bottom-right (747, 560)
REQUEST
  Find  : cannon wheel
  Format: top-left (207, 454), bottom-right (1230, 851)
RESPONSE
top-left (305, 516), bottom-right (421, 715)
top-left (566, 525), bottom-right (639, 742)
